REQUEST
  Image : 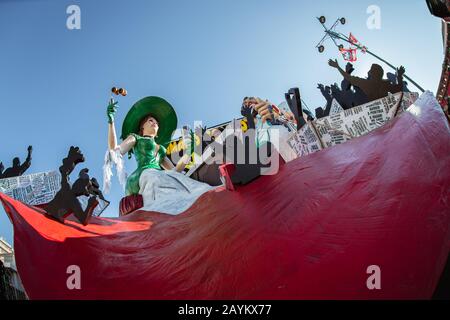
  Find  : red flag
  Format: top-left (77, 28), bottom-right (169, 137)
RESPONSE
top-left (339, 33), bottom-right (365, 61)
top-left (340, 47), bottom-right (358, 62)
top-left (349, 32), bottom-right (359, 45)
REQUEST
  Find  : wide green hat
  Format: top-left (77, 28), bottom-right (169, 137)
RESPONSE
top-left (121, 96), bottom-right (178, 146)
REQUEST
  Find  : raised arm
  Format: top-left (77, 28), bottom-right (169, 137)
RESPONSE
top-left (19, 145), bottom-right (33, 174)
top-left (328, 59), bottom-right (367, 93)
top-left (107, 99), bottom-right (119, 150)
top-left (392, 66), bottom-right (406, 93)
top-left (241, 104), bottom-right (256, 130)
top-left (329, 59), bottom-right (352, 80)
top-left (161, 130), bottom-right (192, 173)
top-left (161, 156), bottom-right (175, 171)
top-left (161, 155), bottom-right (191, 172)
top-left (107, 99), bottom-right (136, 155)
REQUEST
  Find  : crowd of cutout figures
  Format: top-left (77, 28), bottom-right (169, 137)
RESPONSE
top-left (0, 60), bottom-right (436, 226)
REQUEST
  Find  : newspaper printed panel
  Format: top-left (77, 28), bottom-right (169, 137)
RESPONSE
top-left (287, 123), bottom-right (323, 157)
top-left (287, 92), bottom-right (418, 157)
top-left (314, 92), bottom-right (418, 148)
top-left (0, 171), bottom-right (109, 217)
top-left (329, 99), bottom-right (344, 115)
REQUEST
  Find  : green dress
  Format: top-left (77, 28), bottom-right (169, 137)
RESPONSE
top-left (125, 133), bottom-right (167, 195)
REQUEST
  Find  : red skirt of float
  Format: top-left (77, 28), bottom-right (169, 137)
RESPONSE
top-left (1, 94), bottom-right (450, 300)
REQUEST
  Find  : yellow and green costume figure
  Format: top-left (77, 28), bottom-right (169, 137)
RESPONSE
top-left (105, 96), bottom-right (213, 215)
top-left (120, 97), bottom-right (178, 196)
top-left (124, 134), bottom-right (167, 195)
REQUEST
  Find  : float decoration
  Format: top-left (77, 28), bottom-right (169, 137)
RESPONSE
top-left (0, 146), bottom-right (33, 179)
top-left (317, 63), bottom-right (370, 117)
top-left (316, 16), bottom-right (425, 93)
top-left (427, 0), bottom-right (450, 117)
top-left (285, 88), bottom-right (306, 130)
top-left (44, 147), bottom-right (108, 226)
top-left (327, 59), bottom-right (405, 103)
top-left (0, 91), bottom-right (449, 299)
top-left (0, 5), bottom-right (450, 300)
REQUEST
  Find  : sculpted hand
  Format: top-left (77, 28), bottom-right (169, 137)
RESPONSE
top-left (397, 66), bottom-right (405, 77)
top-left (107, 99), bottom-right (119, 124)
top-left (254, 98), bottom-right (279, 123)
top-left (241, 104), bottom-right (253, 118)
top-left (328, 59), bottom-right (339, 69)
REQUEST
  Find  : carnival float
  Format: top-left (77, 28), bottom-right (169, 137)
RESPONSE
top-left (0, 1), bottom-right (449, 299)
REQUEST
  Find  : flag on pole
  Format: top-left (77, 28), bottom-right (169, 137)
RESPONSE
top-left (339, 47), bottom-right (358, 62)
top-left (349, 33), bottom-right (358, 45)
top-left (339, 33), bottom-right (366, 62)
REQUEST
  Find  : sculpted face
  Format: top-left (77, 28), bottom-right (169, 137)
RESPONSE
top-left (140, 116), bottom-right (159, 137)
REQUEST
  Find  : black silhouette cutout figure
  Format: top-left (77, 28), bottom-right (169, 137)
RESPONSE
top-left (0, 146), bottom-right (33, 179)
top-left (240, 98), bottom-right (256, 130)
top-left (341, 63), bottom-right (369, 107)
top-left (336, 63), bottom-right (358, 110)
top-left (387, 72), bottom-right (410, 92)
top-left (317, 84), bottom-right (333, 117)
top-left (340, 85), bottom-right (356, 110)
top-left (328, 59), bottom-right (405, 102)
top-left (315, 107), bottom-right (325, 119)
top-left (317, 62), bottom-right (371, 117)
top-left (330, 83), bottom-right (348, 110)
top-left (76, 168), bottom-right (108, 204)
top-left (45, 147), bottom-right (100, 226)
top-left (352, 84), bottom-right (369, 107)
top-left (285, 88), bottom-right (307, 130)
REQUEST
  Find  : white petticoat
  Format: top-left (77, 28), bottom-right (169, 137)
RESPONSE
top-left (138, 169), bottom-right (215, 215)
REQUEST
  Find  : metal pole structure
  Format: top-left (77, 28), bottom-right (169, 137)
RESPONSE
top-left (328, 31), bottom-right (425, 93)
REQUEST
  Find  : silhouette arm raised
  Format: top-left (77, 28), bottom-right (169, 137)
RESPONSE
top-left (19, 146), bottom-right (33, 174)
top-left (391, 66), bottom-right (405, 93)
top-left (328, 59), bottom-right (368, 93)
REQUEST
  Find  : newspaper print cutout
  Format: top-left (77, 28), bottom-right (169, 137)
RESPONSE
top-left (287, 123), bottom-right (323, 157)
top-left (287, 92), bottom-right (418, 158)
top-left (0, 171), bottom-right (60, 205)
top-left (329, 99), bottom-right (344, 115)
top-left (0, 171), bottom-right (109, 217)
top-left (397, 92), bottom-right (420, 114)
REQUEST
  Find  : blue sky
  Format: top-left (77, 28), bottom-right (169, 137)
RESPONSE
top-left (0, 0), bottom-right (443, 244)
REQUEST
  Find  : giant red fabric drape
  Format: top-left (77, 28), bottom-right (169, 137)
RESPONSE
top-left (1, 93), bottom-right (450, 299)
